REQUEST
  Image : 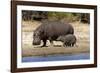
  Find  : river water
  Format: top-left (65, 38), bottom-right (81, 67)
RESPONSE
top-left (22, 53), bottom-right (90, 62)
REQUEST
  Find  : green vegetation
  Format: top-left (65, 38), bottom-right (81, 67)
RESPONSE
top-left (22, 10), bottom-right (90, 23)
top-left (47, 12), bottom-right (74, 22)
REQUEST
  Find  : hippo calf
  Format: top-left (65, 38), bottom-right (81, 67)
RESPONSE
top-left (57, 34), bottom-right (77, 47)
top-left (32, 20), bottom-right (74, 47)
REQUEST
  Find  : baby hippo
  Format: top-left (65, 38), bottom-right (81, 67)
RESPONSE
top-left (57, 34), bottom-right (77, 47)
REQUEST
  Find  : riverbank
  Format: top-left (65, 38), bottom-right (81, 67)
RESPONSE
top-left (22, 21), bottom-right (90, 57)
top-left (22, 43), bottom-right (89, 57)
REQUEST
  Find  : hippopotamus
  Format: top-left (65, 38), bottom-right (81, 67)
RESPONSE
top-left (57, 34), bottom-right (77, 47)
top-left (32, 20), bottom-right (74, 47)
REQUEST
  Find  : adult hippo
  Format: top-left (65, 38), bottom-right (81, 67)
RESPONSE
top-left (32, 20), bottom-right (74, 47)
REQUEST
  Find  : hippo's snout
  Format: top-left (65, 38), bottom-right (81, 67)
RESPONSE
top-left (32, 42), bottom-right (40, 45)
top-left (32, 39), bottom-right (41, 45)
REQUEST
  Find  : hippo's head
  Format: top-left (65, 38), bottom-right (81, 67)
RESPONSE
top-left (56, 36), bottom-right (64, 41)
top-left (32, 31), bottom-right (41, 45)
top-left (56, 36), bottom-right (62, 41)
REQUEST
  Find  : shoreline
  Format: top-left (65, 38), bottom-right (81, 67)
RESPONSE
top-left (22, 46), bottom-right (89, 57)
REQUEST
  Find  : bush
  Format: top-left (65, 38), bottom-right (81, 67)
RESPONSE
top-left (22, 11), bottom-right (90, 23)
top-left (47, 12), bottom-right (78, 22)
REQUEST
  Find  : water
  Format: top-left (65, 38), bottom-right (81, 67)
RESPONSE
top-left (22, 53), bottom-right (90, 62)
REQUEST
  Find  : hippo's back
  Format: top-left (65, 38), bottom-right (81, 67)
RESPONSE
top-left (42, 21), bottom-right (74, 37)
top-left (64, 34), bottom-right (76, 43)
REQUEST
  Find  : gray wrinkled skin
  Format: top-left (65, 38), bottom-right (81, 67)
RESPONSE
top-left (57, 34), bottom-right (76, 47)
top-left (32, 20), bottom-right (74, 47)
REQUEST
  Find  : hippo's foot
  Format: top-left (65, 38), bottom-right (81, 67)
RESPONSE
top-left (41, 45), bottom-right (48, 47)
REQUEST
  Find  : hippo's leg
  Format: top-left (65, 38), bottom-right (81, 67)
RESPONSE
top-left (64, 41), bottom-right (69, 47)
top-left (63, 42), bottom-right (67, 47)
top-left (41, 39), bottom-right (47, 47)
top-left (72, 43), bottom-right (74, 47)
top-left (66, 42), bottom-right (69, 47)
top-left (63, 44), bottom-right (66, 47)
top-left (50, 40), bottom-right (54, 46)
top-left (48, 37), bottom-right (54, 46)
top-left (69, 42), bottom-right (73, 47)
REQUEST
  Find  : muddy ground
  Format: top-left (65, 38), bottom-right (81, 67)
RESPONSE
top-left (22, 21), bottom-right (90, 57)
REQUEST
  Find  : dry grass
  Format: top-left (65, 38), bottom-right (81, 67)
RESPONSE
top-left (22, 21), bottom-right (90, 57)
